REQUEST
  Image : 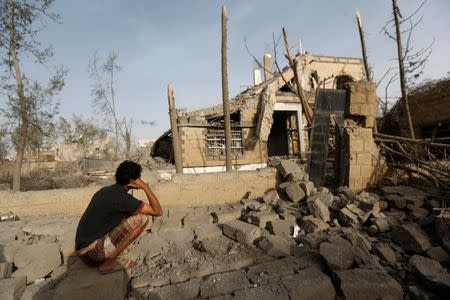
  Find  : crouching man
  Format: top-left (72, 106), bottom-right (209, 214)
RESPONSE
top-left (75, 160), bottom-right (163, 272)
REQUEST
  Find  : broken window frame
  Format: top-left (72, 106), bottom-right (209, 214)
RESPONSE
top-left (205, 127), bottom-right (244, 160)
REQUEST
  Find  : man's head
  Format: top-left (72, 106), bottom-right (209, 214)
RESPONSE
top-left (115, 160), bottom-right (142, 185)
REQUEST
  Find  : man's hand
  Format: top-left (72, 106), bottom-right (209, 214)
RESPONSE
top-left (129, 178), bottom-right (148, 190)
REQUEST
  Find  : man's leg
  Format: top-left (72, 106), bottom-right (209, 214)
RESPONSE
top-left (98, 215), bottom-right (149, 272)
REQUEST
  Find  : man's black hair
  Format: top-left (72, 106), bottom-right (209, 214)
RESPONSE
top-left (115, 160), bottom-right (142, 185)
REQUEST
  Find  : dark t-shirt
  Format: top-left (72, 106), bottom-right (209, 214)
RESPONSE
top-left (75, 184), bottom-right (143, 250)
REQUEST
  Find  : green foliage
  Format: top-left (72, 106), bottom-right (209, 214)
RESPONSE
top-left (57, 114), bottom-right (107, 145)
top-left (0, 0), bottom-right (66, 154)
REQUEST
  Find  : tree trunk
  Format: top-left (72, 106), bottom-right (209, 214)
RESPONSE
top-left (221, 5), bottom-right (232, 172)
top-left (8, 1), bottom-right (27, 192)
top-left (356, 9), bottom-right (372, 82)
top-left (392, 0), bottom-right (415, 139)
top-left (110, 66), bottom-right (119, 158)
top-left (167, 84), bottom-right (183, 174)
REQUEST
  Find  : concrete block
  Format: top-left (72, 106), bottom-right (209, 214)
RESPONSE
top-left (374, 243), bottom-right (397, 264)
top-left (262, 188), bottom-right (280, 204)
top-left (135, 233), bottom-right (170, 259)
top-left (307, 192), bottom-right (334, 207)
top-left (146, 277), bottom-right (202, 300)
top-left (278, 160), bottom-right (306, 180)
top-left (248, 211), bottom-right (279, 228)
top-left (182, 214), bottom-right (213, 229)
top-left (163, 228), bottom-right (194, 247)
top-left (257, 235), bottom-right (295, 257)
top-left (279, 213), bottom-right (297, 224)
top-left (234, 283), bottom-right (290, 300)
top-left (267, 219), bottom-right (294, 236)
top-left (338, 207), bottom-right (360, 227)
top-left (53, 265), bottom-right (127, 300)
top-left (212, 209), bottom-right (242, 224)
top-left (200, 270), bottom-right (251, 298)
top-left (194, 224), bottom-right (222, 240)
top-left (285, 182), bottom-right (306, 203)
top-left (282, 266), bottom-right (335, 300)
top-left (409, 255), bottom-right (450, 296)
top-left (241, 198), bottom-right (265, 211)
top-left (299, 181), bottom-right (315, 196)
top-left (427, 246), bottom-right (450, 263)
top-left (307, 197), bottom-right (330, 222)
top-left (246, 259), bottom-right (295, 286)
top-left (152, 217), bottom-right (182, 234)
top-left (222, 220), bottom-right (261, 246)
top-left (320, 237), bottom-right (355, 270)
top-left (302, 216), bottom-right (329, 234)
top-left (0, 276), bottom-right (26, 300)
top-left (335, 268), bottom-right (402, 300)
top-left (13, 243), bottom-right (61, 283)
top-left (132, 272), bottom-right (170, 289)
top-left (391, 223), bottom-right (432, 253)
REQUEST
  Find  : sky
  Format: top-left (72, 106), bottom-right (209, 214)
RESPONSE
top-left (4, 0), bottom-right (450, 143)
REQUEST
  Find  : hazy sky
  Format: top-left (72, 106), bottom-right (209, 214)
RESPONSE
top-left (8, 0), bottom-right (450, 142)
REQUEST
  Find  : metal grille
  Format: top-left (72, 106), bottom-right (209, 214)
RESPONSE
top-left (206, 128), bottom-right (243, 158)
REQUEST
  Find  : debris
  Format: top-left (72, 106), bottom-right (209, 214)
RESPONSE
top-left (222, 220), bottom-right (262, 246)
top-left (409, 255), bottom-right (450, 296)
top-left (257, 235), bottom-right (294, 257)
top-left (0, 212), bottom-right (19, 222)
top-left (307, 197), bottom-right (330, 223)
top-left (284, 182), bottom-right (306, 203)
top-left (426, 246), bottom-right (450, 263)
top-left (335, 268), bottom-right (403, 300)
top-left (277, 160), bottom-right (306, 181)
top-left (319, 236), bottom-right (354, 270)
top-left (301, 216), bottom-right (329, 234)
top-left (374, 243), bottom-right (397, 264)
top-left (391, 223), bottom-right (432, 253)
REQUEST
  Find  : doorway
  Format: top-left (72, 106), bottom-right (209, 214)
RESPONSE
top-left (267, 111), bottom-right (300, 157)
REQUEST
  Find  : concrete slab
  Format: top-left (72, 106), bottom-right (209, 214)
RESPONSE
top-left (282, 267), bottom-right (335, 300)
top-left (200, 270), bottom-right (251, 298)
top-left (234, 283), bottom-right (290, 300)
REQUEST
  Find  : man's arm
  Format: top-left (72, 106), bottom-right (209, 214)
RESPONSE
top-left (130, 178), bottom-right (163, 216)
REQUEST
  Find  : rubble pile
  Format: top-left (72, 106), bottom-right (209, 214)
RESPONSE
top-left (0, 160), bottom-right (449, 299)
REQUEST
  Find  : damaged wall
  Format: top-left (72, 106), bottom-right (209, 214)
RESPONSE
top-left (344, 82), bottom-right (387, 191)
top-left (0, 168), bottom-right (277, 217)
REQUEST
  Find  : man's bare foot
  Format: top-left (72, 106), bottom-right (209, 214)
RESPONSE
top-left (98, 258), bottom-right (118, 273)
top-left (98, 258), bottom-right (136, 274)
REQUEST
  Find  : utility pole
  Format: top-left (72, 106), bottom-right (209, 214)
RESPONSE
top-left (221, 5), bottom-right (232, 171)
top-left (167, 84), bottom-right (183, 174)
top-left (392, 0), bottom-right (415, 139)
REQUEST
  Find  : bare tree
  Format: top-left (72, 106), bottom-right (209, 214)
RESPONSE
top-left (381, 0), bottom-right (433, 138)
top-left (88, 50), bottom-right (123, 158)
top-left (0, 0), bottom-right (66, 191)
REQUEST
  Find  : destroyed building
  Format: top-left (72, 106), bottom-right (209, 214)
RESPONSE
top-left (152, 53), bottom-right (366, 174)
top-left (383, 77), bottom-right (450, 138)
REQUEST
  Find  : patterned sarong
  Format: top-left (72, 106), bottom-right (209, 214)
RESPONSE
top-left (77, 214), bottom-right (147, 266)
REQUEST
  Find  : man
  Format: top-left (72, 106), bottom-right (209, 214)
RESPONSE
top-left (75, 160), bottom-right (163, 272)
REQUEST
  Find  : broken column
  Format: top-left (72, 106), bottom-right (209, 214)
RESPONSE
top-left (344, 82), bottom-right (387, 191)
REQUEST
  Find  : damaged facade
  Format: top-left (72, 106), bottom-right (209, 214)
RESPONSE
top-left (384, 78), bottom-right (450, 138)
top-left (153, 53), bottom-right (366, 174)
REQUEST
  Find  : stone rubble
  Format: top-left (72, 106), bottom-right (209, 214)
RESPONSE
top-left (0, 160), bottom-right (449, 299)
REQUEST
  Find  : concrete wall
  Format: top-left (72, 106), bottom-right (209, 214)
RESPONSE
top-left (300, 55), bottom-right (366, 91)
top-left (0, 168), bottom-right (277, 218)
top-left (0, 161), bottom-right (71, 178)
top-left (344, 82), bottom-right (387, 191)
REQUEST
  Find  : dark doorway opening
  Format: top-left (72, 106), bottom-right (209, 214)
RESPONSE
top-left (268, 111), bottom-right (299, 157)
